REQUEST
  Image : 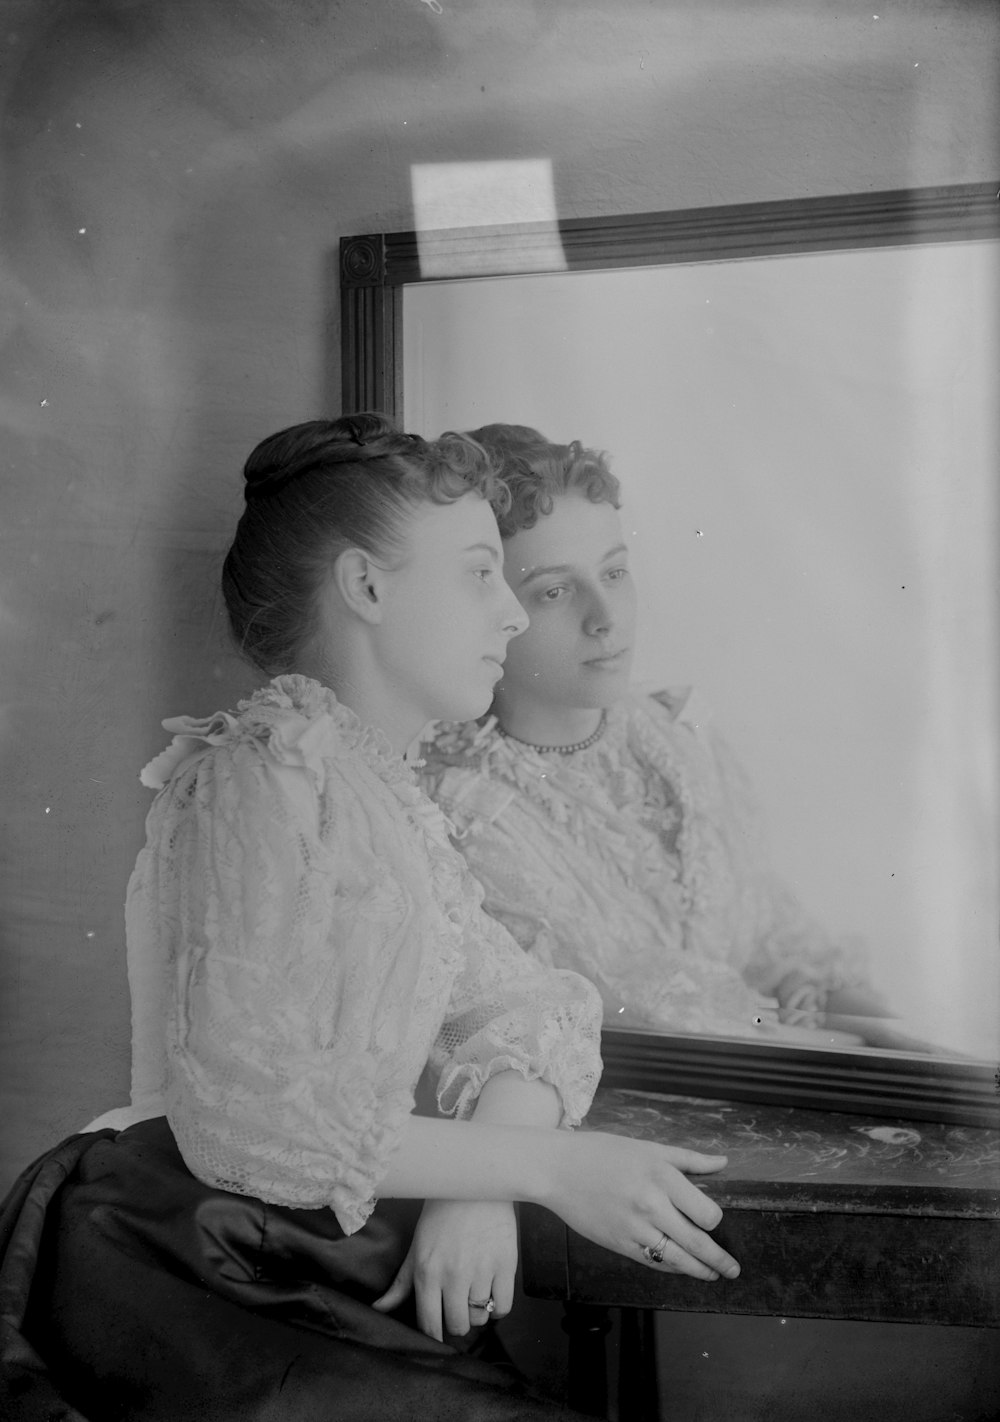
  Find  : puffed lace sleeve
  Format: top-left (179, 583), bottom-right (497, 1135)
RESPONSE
top-left (428, 880), bottom-right (603, 1129)
top-left (129, 726), bottom-right (419, 1233)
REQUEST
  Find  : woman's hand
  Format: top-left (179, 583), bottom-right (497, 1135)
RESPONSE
top-left (544, 1131), bottom-right (739, 1282)
top-left (773, 969), bottom-right (826, 1027)
top-left (372, 1198), bottom-right (517, 1341)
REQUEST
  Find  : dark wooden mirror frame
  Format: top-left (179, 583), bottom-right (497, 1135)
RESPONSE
top-left (340, 182), bottom-right (1000, 1127)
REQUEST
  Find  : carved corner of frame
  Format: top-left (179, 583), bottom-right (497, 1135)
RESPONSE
top-left (341, 233), bottom-right (387, 288)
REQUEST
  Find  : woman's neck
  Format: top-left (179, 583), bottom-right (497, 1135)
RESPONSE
top-left (290, 653), bottom-right (420, 757)
top-left (491, 701), bottom-right (606, 751)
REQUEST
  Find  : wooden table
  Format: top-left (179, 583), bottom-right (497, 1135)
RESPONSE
top-left (519, 1089), bottom-right (1000, 1419)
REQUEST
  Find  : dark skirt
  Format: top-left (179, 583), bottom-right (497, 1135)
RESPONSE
top-left (0, 1118), bottom-right (583, 1421)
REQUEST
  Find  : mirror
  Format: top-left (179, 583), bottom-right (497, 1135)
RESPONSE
top-left (341, 185), bottom-right (999, 1123)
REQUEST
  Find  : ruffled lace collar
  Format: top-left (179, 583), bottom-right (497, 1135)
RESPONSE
top-left (240, 675), bottom-right (407, 777)
top-left (140, 675), bottom-right (413, 792)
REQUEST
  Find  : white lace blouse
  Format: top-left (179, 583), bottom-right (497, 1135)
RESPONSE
top-left (124, 676), bottom-right (602, 1233)
top-left (421, 690), bottom-right (868, 1040)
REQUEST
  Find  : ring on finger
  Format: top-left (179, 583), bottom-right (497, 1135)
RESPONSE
top-left (641, 1232), bottom-right (670, 1266)
top-left (468, 1296), bottom-right (495, 1315)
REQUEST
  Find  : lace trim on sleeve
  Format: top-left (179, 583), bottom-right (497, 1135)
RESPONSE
top-left (425, 855), bottom-right (603, 1128)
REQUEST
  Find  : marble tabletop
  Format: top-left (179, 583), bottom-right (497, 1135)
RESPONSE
top-left (582, 1089), bottom-right (1000, 1217)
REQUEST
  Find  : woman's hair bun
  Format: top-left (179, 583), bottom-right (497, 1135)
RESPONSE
top-left (224, 412), bottom-right (505, 675)
top-left (243, 413), bottom-right (421, 501)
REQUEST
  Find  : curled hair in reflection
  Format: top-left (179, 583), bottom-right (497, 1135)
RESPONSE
top-left (463, 423), bottom-right (620, 538)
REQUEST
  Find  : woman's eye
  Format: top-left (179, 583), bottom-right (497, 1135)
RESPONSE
top-left (540, 585), bottom-right (567, 602)
top-left (605, 567), bottom-right (629, 583)
top-left (474, 567), bottom-right (493, 581)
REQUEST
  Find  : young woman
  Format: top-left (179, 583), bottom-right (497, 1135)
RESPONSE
top-left (420, 424), bottom-right (906, 1047)
top-left (0, 415), bottom-right (738, 1421)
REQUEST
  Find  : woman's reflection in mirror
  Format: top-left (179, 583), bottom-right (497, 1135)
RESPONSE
top-left (420, 425), bottom-right (935, 1053)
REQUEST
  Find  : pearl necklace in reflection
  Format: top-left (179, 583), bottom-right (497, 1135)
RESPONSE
top-left (496, 712), bottom-right (607, 755)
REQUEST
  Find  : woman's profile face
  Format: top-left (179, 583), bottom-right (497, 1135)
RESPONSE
top-left (374, 491), bottom-right (529, 730)
top-left (494, 491), bottom-right (637, 722)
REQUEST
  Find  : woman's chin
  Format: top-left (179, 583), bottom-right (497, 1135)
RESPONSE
top-left (573, 678), bottom-right (630, 709)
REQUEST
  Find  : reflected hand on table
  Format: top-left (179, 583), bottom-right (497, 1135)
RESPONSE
top-left (824, 984), bottom-right (893, 1019)
top-left (821, 1014), bottom-right (947, 1054)
top-left (776, 974), bottom-right (945, 1053)
top-left (372, 1198), bottom-right (517, 1341)
top-left (774, 969), bottom-right (827, 1028)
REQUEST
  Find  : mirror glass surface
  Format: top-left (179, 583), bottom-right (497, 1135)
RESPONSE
top-left (402, 239), bottom-right (999, 1060)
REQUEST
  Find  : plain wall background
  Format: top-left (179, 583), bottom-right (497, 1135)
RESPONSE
top-left (1, 0), bottom-right (998, 1232)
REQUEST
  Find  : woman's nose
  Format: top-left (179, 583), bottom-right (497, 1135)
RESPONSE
top-left (501, 583), bottom-right (530, 637)
top-left (583, 591), bottom-right (613, 636)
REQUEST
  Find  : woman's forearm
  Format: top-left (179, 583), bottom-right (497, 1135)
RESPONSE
top-left (470, 1070), bottom-right (563, 1129)
top-left (379, 1114), bottom-right (560, 1204)
top-left (379, 1072), bottom-right (563, 1201)
top-left (824, 984), bottom-right (892, 1018)
top-left (380, 1111), bottom-right (741, 1283)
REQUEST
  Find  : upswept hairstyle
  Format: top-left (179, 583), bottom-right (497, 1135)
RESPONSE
top-left (222, 412), bottom-right (508, 675)
top-left (463, 423), bottom-right (621, 539)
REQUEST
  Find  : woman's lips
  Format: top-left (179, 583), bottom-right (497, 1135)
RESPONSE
top-left (584, 649), bottom-right (629, 669)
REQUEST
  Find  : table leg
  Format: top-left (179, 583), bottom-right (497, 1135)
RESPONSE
top-left (618, 1307), bottom-right (659, 1421)
top-left (562, 1303), bottom-right (613, 1417)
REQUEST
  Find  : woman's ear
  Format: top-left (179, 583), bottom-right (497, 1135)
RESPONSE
top-left (332, 548), bottom-right (387, 624)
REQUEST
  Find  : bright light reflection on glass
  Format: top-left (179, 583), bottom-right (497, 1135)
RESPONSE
top-left (411, 159), bottom-right (566, 279)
